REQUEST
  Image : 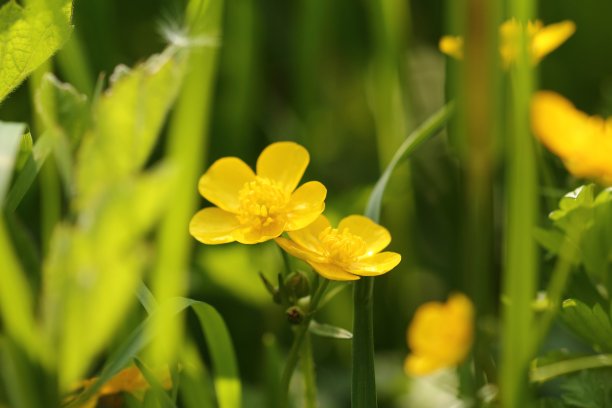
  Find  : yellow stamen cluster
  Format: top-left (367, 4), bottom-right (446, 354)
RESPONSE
top-left (318, 227), bottom-right (366, 266)
top-left (237, 176), bottom-right (290, 229)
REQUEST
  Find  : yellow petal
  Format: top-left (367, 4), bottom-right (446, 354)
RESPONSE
top-left (338, 215), bottom-right (391, 256)
top-left (346, 252), bottom-right (401, 276)
top-left (404, 354), bottom-right (442, 376)
top-left (199, 157), bottom-right (255, 212)
top-left (287, 214), bottom-right (330, 253)
top-left (234, 220), bottom-right (285, 244)
top-left (439, 36), bottom-right (463, 59)
top-left (531, 91), bottom-right (591, 158)
top-left (285, 181), bottom-right (327, 230)
top-left (532, 20), bottom-right (575, 63)
top-left (189, 207), bottom-right (241, 244)
top-left (275, 237), bottom-right (326, 263)
top-left (306, 260), bottom-right (360, 281)
top-left (256, 142), bottom-right (309, 193)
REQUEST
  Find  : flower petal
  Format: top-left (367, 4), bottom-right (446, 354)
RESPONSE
top-left (346, 252), bottom-right (401, 276)
top-left (285, 181), bottom-right (327, 230)
top-left (189, 207), bottom-right (240, 244)
top-left (287, 214), bottom-right (331, 253)
top-left (338, 215), bottom-right (391, 256)
top-left (532, 20), bottom-right (575, 63)
top-left (233, 219), bottom-right (286, 244)
top-left (439, 36), bottom-right (463, 59)
top-left (256, 142), bottom-right (309, 193)
top-left (306, 260), bottom-right (360, 281)
top-left (199, 157), bottom-right (255, 212)
top-left (404, 354), bottom-right (443, 376)
top-left (275, 237), bottom-right (326, 263)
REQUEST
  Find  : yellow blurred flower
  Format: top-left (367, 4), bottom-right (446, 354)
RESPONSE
top-left (68, 365), bottom-right (171, 407)
top-left (439, 19), bottom-right (575, 66)
top-left (275, 214), bottom-right (401, 281)
top-left (190, 142), bottom-right (326, 244)
top-left (531, 91), bottom-right (612, 185)
top-left (405, 294), bottom-right (474, 376)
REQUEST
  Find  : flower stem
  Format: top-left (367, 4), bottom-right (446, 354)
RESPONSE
top-left (302, 333), bottom-right (317, 408)
top-left (280, 279), bottom-right (329, 406)
top-left (351, 277), bottom-right (376, 408)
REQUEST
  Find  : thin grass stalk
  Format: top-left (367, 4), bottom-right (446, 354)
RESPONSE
top-left (500, 0), bottom-right (537, 405)
top-left (150, 0), bottom-right (223, 364)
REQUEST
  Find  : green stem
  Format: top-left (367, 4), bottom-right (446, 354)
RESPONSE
top-left (531, 232), bottom-right (581, 354)
top-left (302, 333), bottom-right (317, 408)
top-left (531, 354), bottom-right (612, 383)
top-left (501, 6), bottom-right (537, 407)
top-left (352, 277), bottom-right (376, 408)
top-left (280, 279), bottom-right (329, 406)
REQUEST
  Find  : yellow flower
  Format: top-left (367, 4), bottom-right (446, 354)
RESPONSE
top-left (275, 214), bottom-right (401, 281)
top-left (531, 91), bottom-right (612, 185)
top-left (190, 142), bottom-right (327, 244)
top-left (68, 365), bottom-right (171, 407)
top-left (405, 294), bottom-right (474, 376)
top-left (439, 19), bottom-right (575, 66)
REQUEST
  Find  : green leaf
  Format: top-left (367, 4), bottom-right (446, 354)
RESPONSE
top-left (0, 0), bottom-right (73, 103)
top-left (35, 73), bottom-right (88, 193)
top-left (309, 320), bottom-right (353, 339)
top-left (43, 166), bottom-right (176, 388)
top-left (0, 121), bottom-right (24, 202)
top-left (75, 48), bottom-right (184, 207)
top-left (561, 368), bottom-right (612, 408)
top-left (560, 299), bottom-right (612, 352)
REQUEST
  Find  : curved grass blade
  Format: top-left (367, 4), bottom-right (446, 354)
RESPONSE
top-left (66, 297), bottom-right (240, 408)
top-left (133, 358), bottom-right (176, 408)
top-left (365, 102), bottom-right (455, 222)
top-left (353, 103), bottom-right (454, 407)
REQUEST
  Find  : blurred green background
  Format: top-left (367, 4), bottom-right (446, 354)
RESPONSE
top-left (2, 0), bottom-right (612, 406)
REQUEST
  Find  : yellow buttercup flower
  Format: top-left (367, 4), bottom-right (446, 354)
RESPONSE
top-left (405, 294), bottom-right (474, 376)
top-left (190, 142), bottom-right (327, 244)
top-left (68, 365), bottom-right (171, 407)
top-left (531, 91), bottom-right (612, 185)
top-left (275, 214), bottom-right (401, 281)
top-left (439, 19), bottom-right (575, 66)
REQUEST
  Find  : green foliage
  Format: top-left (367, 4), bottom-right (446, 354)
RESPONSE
top-left (561, 369), bottom-right (612, 408)
top-left (76, 49), bottom-right (184, 207)
top-left (560, 299), bottom-right (612, 352)
top-left (0, 0), bottom-right (72, 103)
top-left (537, 184), bottom-right (612, 286)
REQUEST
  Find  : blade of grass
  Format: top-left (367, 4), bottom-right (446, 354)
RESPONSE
top-left (353, 102), bottom-right (454, 407)
top-left (66, 297), bottom-right (240, 408)
top-left (3, 133), bottom-right (53, 212)
top-left (149, 0), bottom-right (224, 364)
top-left (133, 358), bottom-right (176, 408)
top-left (0, 122), bottom-right (24, 201)
top-left (530, 354), bottom-right (612, 383)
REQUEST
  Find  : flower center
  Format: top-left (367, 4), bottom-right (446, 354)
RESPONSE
top-left (237, 176), bottom-right (290, 229)
top-left (318, 227), bottom-right (366, 265)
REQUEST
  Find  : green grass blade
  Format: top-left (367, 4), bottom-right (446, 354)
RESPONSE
top-left (4, 133), bottom-right (53, 212)
top-left (67, 298), bottom-right (240, 408)
top-left (150, 0), bottom-right (224, 364)
top-left (133, 358), bottom-right (176, 408)
top-left (365, 102), bottom-right (455, 221)
top-left (0, 122), bottom-right (24, 201)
